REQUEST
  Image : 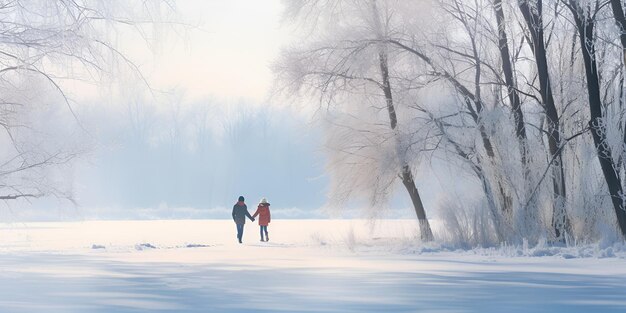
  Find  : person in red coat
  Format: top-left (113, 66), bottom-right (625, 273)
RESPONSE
top-left (252, 197), bottom-right (271, 242)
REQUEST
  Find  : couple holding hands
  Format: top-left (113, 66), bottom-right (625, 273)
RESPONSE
top-left (232, 196), bottom-right (271, 243)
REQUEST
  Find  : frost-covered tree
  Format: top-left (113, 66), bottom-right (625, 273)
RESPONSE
top-left (398, 0), bottom-right (626, 243)
top-left (277, 0), bottom-right (626, 245)
top-left (517, 0), bottom-right (571, 241)
top-left (383, 0), bottom-right (529, 242)
top-left (0, 1), bottom-right (174, 202)
top-left (276, 0), bottom-right (435, 240)
top-left (609, 0), bottom-right (626, 67)
top-left (564, 0), bottom-right (626, 238)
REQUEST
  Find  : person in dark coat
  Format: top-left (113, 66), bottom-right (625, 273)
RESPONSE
top-left (232, 195), bottom-right (254, 243)
top-left (252, 197), bottom-right (271, 242)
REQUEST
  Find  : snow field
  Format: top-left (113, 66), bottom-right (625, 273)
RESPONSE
top-left (0, 219), bottom-right (625, 312)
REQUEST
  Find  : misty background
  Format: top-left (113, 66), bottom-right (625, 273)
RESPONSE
top-left (0, 0), bottom-right (458, 222)
top-left (6, 95), bottom-right (455, 221)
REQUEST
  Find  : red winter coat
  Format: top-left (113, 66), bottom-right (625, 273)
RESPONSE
top-left (252, 203), bottom-right (271, 226)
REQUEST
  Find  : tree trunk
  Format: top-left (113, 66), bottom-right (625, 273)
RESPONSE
top-left (493, 0), bottom-right (530, 228)
top-left (401, 166), bottom-right (434, 241)
top-left (610, 0), bottom-right (626, 68)
top-left (569, 1), bottom-right (626, 239)
top-left (378, 48), bottom-right (434, 241)
top-left (493, 0), bottom-right (528, 162)
top-left (609, 0), bottom-right (626, 179)
top-left (518, 0), bottom-right (571, 241)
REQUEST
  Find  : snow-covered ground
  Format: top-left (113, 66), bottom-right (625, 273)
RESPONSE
top-left (1, 219), bottom-right (625, 312)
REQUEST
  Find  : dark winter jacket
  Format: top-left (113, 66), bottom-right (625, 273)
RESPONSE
top-left (232, 201), bottom-right (254, 225)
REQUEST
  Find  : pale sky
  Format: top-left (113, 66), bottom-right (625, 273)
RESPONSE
top-left (142, 0), bottom-right (286, 102)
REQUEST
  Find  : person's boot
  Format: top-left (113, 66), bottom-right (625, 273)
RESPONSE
top-left (266, 233), bottom-right (269, 242)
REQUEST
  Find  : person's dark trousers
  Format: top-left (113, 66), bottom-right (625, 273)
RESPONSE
top-left (236, 224), bottom-right (244, 243)
top-left (260, 225), bottom-right (268, 241)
